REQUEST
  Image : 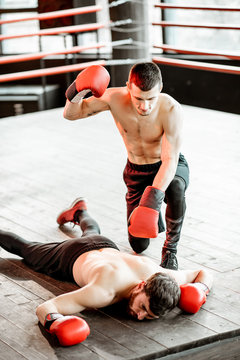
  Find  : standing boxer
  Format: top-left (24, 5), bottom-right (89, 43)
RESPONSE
top-left (0, 198), bottom-right (212, 346)
top-left (63, 63), bottom-right (189, 270)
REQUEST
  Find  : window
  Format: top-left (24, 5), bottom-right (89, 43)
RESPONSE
top-left (0, 0), bottom-right (73, 55)
top-left (159, 0), bottom-right (240, 52)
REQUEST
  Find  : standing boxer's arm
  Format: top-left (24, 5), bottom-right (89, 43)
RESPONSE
top-left (64, 95), bottom-right (110, 120)
top-left (63, 65), bottom-right (111, 121)
top-left (152, 102), bottom-right (183, 191)
top-left (128, 102), bottom-right (183, 238)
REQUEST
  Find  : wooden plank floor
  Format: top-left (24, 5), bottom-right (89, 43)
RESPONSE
top-left (0, 104), bottom-right (240, 359)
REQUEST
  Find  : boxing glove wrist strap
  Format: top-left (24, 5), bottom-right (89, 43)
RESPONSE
top-left (194, 282), bottom-right (210, 295)
top-left (140, 186), bottom-right (165, 211)
top-left (44, 313), bottom-right (64, 331)
top-left (69, 88), bottom-right (90, 103)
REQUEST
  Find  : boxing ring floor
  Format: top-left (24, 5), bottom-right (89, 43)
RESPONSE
top-left (0, 105), bottom-right (239, 360)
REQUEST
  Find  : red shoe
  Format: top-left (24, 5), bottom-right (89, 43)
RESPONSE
top-left (57, 197), bottom-right (87, 226)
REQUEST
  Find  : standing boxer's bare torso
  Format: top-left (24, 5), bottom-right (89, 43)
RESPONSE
top-left (107, 86), bottom-right (180, 164)
top-left (81, 85), bottom-right (181, 165)
top-left (64, 83), bottom-right (183, 190)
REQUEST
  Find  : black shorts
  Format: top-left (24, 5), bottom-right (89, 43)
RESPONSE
top-left (123, 153), bottom-right (190, 231)
top-left (23, 235), bottom-right (119, 283)
top-left (124, 153), bottom-right (189, 191)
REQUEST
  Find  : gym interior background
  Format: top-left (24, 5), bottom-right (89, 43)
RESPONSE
top-left (0, 0), bottom-right (239, 118)
top-left (0, 2), bottom-right (240, 358)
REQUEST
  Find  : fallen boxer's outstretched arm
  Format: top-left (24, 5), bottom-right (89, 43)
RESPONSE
top-left (36, 277), bottom-right (115, 346)
top-left (165, 268), bottom-right (213, 314)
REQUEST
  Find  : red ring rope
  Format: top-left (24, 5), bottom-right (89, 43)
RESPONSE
top-left (0, 43), bottom-right (106, 65)
top-left (152, 22), bottom-right (240, 30)
top-left (154, 45), bottom-right (240, 61)
top-left (153, 56), bottom-right (240, 75)
top-left (0, 60), bottom-right (107, 82)
top-left (0, 6), bottom-right (102, 25)
top-left (0, 23), bottom-right (105, 41)
top-left (155, 4), bottom-right (240, 12)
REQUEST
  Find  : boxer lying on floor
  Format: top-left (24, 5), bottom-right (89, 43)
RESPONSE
top-left (0, 198), bottom-right (213, 346)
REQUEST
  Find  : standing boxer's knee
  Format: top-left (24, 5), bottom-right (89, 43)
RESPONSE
top-left (128, 234), bottom-right (150, 253)
top-left (166, 176), bottom-right (186, 200)
top-left (165, 177), bottom-right (186, 219)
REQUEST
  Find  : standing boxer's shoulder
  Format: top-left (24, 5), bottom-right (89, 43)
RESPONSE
top-left (107, 86), bottom-right (128, 100)
top-left (107, 87), bottom-right (130, 110)
top-left (160, 93), bottom-right (181, 112)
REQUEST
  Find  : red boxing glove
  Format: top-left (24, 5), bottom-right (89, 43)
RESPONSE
top-left (66, 65), bottom-right (110, 103)
top-left (128, 186), bottom-right (165, 238)
top-left (178, 283), bottom-right (210, 314)
top-left (44, 313), bottom-right (90, 346)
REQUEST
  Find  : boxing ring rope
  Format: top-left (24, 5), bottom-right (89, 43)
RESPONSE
top-left (0, 5), bottom-right (102, 25)
top-left (0, 60), bottom-right (107, 82)
top-left (0, 3), bottom-right (136, 83)
top-left (0, 3), bottom-right (239, 83)
top-left (0, 23), bottom-right (106, 41)
top-left (152, 22), bottom-right (240, 31)
top-left (0, 43), bottom-right (106, 65)
top-left (0, 39), bottom-right (133, 65)
top-left (153, 45), bottom-right (240, 61)
top-left (152, 56), bottom-right (240, 75)
top-left (0, 58), bottom-right (140, 83)
top-left (154, 4), bottom-right (240, 12)
top-left (2, 52), bottom-right (238, 83)
top-left (152, 4), bottom-right (240, 76)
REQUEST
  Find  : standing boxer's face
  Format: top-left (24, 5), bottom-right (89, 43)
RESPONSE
top-left (127, 82), bottom-right (161, 116)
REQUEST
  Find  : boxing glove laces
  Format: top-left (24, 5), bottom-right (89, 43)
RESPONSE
top-left (44, 313), bottom-right (90, 346)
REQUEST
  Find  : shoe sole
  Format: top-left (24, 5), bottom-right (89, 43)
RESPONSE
top-left (56, 197), bottom-right (87, 225)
